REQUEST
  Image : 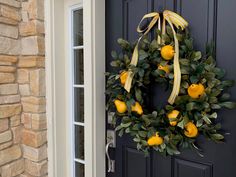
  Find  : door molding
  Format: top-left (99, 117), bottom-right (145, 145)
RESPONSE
top-left (45, 0), bottom-right (105, 176)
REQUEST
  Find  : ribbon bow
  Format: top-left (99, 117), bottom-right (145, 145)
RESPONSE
top-left (124, 10), bottom-right (188, 105)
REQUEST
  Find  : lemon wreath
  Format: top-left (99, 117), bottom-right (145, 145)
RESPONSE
top-left (106, 10), bottom-right (236, 156)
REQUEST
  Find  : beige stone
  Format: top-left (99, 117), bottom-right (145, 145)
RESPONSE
top-left (22, 129), bottom-right (47, 148)
top-left (22, 113), bottom-right (32, 129)
top-left (0, 95), bottom-right (20, 104)
top-left (0, 130), bottom-right (12, 144)
top-left (0, 16), bottom-right (18, 25)
top-left (0, 84), bottom-right (18, 95)
top-left (0, 145), bottom-right (21, 166)
top-left (0, 73), bottom-right (15, 83)
top-left (28, 0), bottom-right (44, 20)
top-left (0, 23), bottom-right (18, 39)
top-left (30, 69), bottom-right (45, 96)
top-left (0, 104), bottom-right (21, 119)
top-left (32, 113), bottom-right (47, 130)
top-left (0, 61), bottom-right (12, 66)
top-left (0, 5), bottom-right (21, 22)
top-left (0, 119), bottom-right (8, 133)
top-left (11, 126), bottom-right (22, 144)
top-left (0, 0), bottom-right (21, 8)
top-left (0, 66), bottom-right (16, 72)
top-left (19, 84), bottom-right (30, 96)
top-left (0, 55), bottom-right (17, 63)
top-left (17, 69), bottom-right (29, 84)
top-left (18, 56), bottom-right (44, 68)
top-left (20, 20), bottom-right (44, 36)
top-left (1, 159), bottom-right (24, 177)
top-left (21, 36), bottom-right (45, 55)
top-left (0, 141), bottom-right (12, 151)
top-left (22, 11), bottom-right (29, 22)
top-left (10, 115), bottom-right (21, 127)
top-left (25, 159), bottom-right (47, 176)
top-left (21, 97), bottom-right (46, 113)
top-left (0, 36), bottom-right (21, 55)
top-left (22, 144), bottom-right (47, 162)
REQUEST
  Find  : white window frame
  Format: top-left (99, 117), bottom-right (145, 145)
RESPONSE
top-left (45, 0), bottom-right (105, 176)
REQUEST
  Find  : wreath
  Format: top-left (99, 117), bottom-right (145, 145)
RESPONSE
top-left (106, 10), bottom-right (236, 156)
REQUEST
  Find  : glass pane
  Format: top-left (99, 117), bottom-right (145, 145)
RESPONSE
top-left (75, 162), bottom-right (84, 177)
top-left (73, 9), bottom-right (83, 46)
top-left (74, 49), bottom-right (84, 85)
top-left (74, 88), bottom-right (84, 122)
top-left (74, 125), bottom-right (84, 160)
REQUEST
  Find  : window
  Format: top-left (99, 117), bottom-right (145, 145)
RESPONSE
top-left (71, 6), bottom-right (84, 177)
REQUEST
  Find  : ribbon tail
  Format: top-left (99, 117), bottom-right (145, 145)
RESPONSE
top-left (162, 18), bottom-right (166, 44)
top-left (166, 19), bottom-right (181, 105)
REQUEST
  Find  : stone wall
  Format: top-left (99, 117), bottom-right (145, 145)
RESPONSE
top-left (0, 0), bottom-right (47, 177)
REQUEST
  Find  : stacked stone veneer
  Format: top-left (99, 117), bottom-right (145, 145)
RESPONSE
top-left (0, 0), bottom-right (47, 176)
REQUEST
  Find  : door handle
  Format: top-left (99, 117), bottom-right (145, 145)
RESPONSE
top-left (106, 142), bottom-right (115, 173)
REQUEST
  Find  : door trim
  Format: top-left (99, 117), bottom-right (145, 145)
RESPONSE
top-left (45, 0), bottom-right (106, 176)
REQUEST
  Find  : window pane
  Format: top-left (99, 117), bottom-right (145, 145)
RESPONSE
top-left (74, 49), bottom-right (84, 85)
top-left (74, 88), bottom-right (84, 122)
top-left (74, 125), bottom-right (84, 160)
top-left (75, 162), bottom-right (84, 177)
top-left (73, 9), bottom-right (83, 46)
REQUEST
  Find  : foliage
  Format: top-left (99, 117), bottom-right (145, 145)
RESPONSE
top-left (105, 26), bottom-right (236, 156)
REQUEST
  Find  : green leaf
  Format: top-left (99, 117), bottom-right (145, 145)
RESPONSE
top-left (203, 115), bottom-right (212, 124)
top-left (209, 112), bottom-right (217, 119)
top-left (211, 104), bottom-right (221, 109)
top-left (139, 50), bottom-right (148, 60)
top-left (135, 88), bottom-right (142, 102)
top-left (121, 122), bottom-right (132, 128)
top-left (138, 131), bottom-right (147, 138)
top-left (211, 134), bottom-right (224, 140)
top-left (220, 102), bottom-right (236, 109)
top-left (193, 51), bottom-right (202, 61)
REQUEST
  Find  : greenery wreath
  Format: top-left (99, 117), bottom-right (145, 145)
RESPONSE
top-left (105, 10), bottom-right (236, 156)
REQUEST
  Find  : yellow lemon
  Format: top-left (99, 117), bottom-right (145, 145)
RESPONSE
top-left (131, 102), bottom-right (143, 115)
top-left (184, 122), bottom-right (198, 138)
top-left (158, 64), bottom-right (170, 74)
top-left (187, 83), bottom-right (205, 99)
top-left (167, 110), bottom-right (179, 126)
top-left (147, 133), bottom-right (164, 146)
top-left (161, 45), bottom-right (175, 60)
top-left (120, 71), bottom-right (128, 85)
top-left (114, 100), bottom-right (127, 113)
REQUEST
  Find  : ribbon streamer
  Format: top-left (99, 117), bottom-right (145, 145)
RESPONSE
top-left (124, 10), bottom-right (188, 105)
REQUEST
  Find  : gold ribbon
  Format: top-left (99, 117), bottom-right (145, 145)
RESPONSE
top-left (124, 10), bottom-right (188, 105)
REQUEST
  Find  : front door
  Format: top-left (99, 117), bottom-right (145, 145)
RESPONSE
top-left (106, 1), bottom-right (236, 177)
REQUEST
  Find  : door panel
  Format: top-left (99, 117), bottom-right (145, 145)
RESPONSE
top-left (106, 1), bottom-right (236, 177)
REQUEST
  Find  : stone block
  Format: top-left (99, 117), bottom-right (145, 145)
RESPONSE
top-left (28, 0), bottom-right (44, 20)
top-left (0, 84), bottom-right (18, 95)
top-left (0, 103), bottom-right (21, 119)
top-left (0, 141), bottom-right (12, 151)
top-left (0, 73), bottom-right (15, 83)
top-left (25, 159), bottom-right (47, 176)
top-left (22, 129), bottom-right (47, 148)
top-left (30, 69), bottom-right (45, 96)
top-left (22, 144), bottom-right (47, 162)
top-left (0, 5), bottom-right (21, 21)
top-left (21, 36), bottom-right (45, 55)
top-left (21, 113), bottom-right (32, 129)
top-left (20, 20), bottom-right (44, 36)
top-left (10, 115), bottom-right (21, 127)
top-left (1, 159), bottom-right (24, 177)
top-left (0, 23), bottom-right (18, 39)
top-left (18, 56), bottom-right (44, 68)
top-left (0, 55), bottom-right (17, 63)
top-left (32, 113), bottom-right (46, 130)
top-left (21, 97), bottom-right (46, 113)
top-left (0, 36), bottom-right (21, 55)
top-left (17, 69), bottom-right (29, 84)
top-left (0, 119), bottom-right (8, 133)
top-left (0, 66), bottom-right (16, 73)
top-left (11, 126), bottom-right (22, 144)
top-left (0, 95), bottom-right (20, 104)
top-left (0, 145), bottom-right (22, 166)
top-left (0, 130), bottom-right (12, 144)
top-left (19, 84), bottom-right (31, 96)
top-left (0, 16), bottom-right (18, 25)
top-left (0, 0), bottom-right (21, 8)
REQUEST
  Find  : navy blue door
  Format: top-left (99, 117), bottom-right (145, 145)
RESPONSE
top-left (106, 1), bottom-right (236, 177)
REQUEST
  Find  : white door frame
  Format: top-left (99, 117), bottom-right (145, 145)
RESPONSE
top-left (45, 0), bottom-right (106, 176)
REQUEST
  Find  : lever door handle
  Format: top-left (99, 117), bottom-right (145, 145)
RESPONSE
top-left (105, 142), bottom-right (115, 173)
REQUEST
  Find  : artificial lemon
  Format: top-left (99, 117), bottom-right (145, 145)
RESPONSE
top-left (120, 71), bottom-right (128, 85)
top-left (147, 133), bottom-right (164, 146)
top-left (161, 45), bottom-right (175, 60)
top-left (187, 83), bottom-right (205, 99)
top-left (158, 64), bottom-right (170, 74)
top-left (167, 110), bottom-right (179, 126)
top-left (114, 100), bottom-right (127, 113)
top-left (131, 102), bottom-right (143, 115)
top-left (184, 122), bottom-right (198, 138)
